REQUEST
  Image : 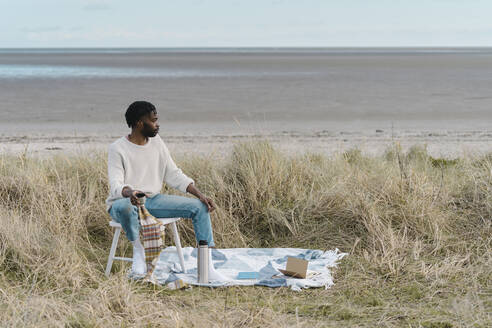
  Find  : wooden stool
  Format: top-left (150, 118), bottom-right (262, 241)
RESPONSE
top-left (105, 217), bottom-right (186, 277)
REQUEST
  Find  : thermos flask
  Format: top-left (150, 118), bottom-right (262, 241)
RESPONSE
top-left (197, 240), bottom-right (209, 283)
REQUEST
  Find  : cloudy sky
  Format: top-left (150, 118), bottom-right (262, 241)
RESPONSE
top-left (1, 0), bottom-right (491, 47)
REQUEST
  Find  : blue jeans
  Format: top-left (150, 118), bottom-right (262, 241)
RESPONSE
top-left (108, 194), bottom-right (215, 247)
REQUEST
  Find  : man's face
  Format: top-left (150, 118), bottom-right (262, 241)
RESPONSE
top-left (139, 111), bottom-right (160, 138)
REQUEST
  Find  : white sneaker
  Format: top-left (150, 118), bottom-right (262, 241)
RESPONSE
top-left (131, 239), bottom-right (147, 275)
top-left (208, 249), bottom-right (230, 282)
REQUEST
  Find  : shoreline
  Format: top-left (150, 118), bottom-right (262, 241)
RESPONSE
top-left (2, 127), bottom-right (491, 158)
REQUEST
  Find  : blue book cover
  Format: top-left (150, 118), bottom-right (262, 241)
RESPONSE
top-left (237, 272), bottom-right (259, 279)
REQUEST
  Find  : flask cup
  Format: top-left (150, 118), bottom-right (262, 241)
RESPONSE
top-left (136, 192), bottom-right (146, 206)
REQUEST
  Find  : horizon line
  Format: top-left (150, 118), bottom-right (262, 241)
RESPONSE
top-left (1, 46), bottom-right (492, 49)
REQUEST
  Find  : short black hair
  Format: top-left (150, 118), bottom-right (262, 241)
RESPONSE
top-left (125, 101), bottom-right (157, 128)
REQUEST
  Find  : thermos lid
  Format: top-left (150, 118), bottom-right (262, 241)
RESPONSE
top-left (198, 240), bottom-right (208, 246)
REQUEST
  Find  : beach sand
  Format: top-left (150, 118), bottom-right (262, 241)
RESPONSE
top-left (1, 121), bottom-right (491, 158)
top-left (1, 49), bottom-right (491, 158)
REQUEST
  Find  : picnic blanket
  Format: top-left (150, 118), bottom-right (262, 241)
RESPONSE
top-left (131, 247), bottom-right (347, 291)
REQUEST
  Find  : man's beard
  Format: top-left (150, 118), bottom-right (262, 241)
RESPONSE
top-left (142, 122), bottom-right (159, 138)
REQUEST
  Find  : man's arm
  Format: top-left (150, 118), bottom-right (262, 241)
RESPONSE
top-left (108, 145), bottom-right (134, 200)
top-left (186, 183), bottom-right (217, 212)
top-left (161, 142), bottom-right (194, 193)
top-left (159, 139), bottom-right (215, 211)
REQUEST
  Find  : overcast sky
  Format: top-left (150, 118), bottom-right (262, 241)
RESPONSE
top-left (1, 0), bottom-right (491, 48)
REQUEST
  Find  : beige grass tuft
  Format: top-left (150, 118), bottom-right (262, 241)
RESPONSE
top-left (0, 142), bottom-right (490, 327)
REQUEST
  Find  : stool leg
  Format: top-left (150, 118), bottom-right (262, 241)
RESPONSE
top-left (171, 221), bottom-right (186, 273)
top-left (105, 226), bottom-right (121, 277)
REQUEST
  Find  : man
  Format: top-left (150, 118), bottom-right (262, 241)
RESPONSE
top-left (106, 100), bottom-right (227, 281)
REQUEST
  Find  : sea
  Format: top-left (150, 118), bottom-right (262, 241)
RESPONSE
top-left (0, 47), bottom-right (491, 135)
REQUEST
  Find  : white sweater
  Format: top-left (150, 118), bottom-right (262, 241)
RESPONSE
top-left (105, 135), bottom-right (194, 211)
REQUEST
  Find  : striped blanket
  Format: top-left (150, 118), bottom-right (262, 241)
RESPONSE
top-left (138, 205), bottom-right (165, 273)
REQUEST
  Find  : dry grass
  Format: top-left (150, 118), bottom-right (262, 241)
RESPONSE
top-left (0, 141), bottom-right (491, 327)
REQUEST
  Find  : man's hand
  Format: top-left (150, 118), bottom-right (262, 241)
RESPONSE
top-left (186, 183), bottom-right (217, 212)
top-left (122, 187), bottom-right (145, 206)
top-left (199, 195), bottom-right (217, 212)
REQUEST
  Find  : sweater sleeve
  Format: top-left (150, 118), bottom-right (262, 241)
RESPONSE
top-left (107, 144), bottom-right (133, 198)
top-left (162, 142), bottom-right (194, 193)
